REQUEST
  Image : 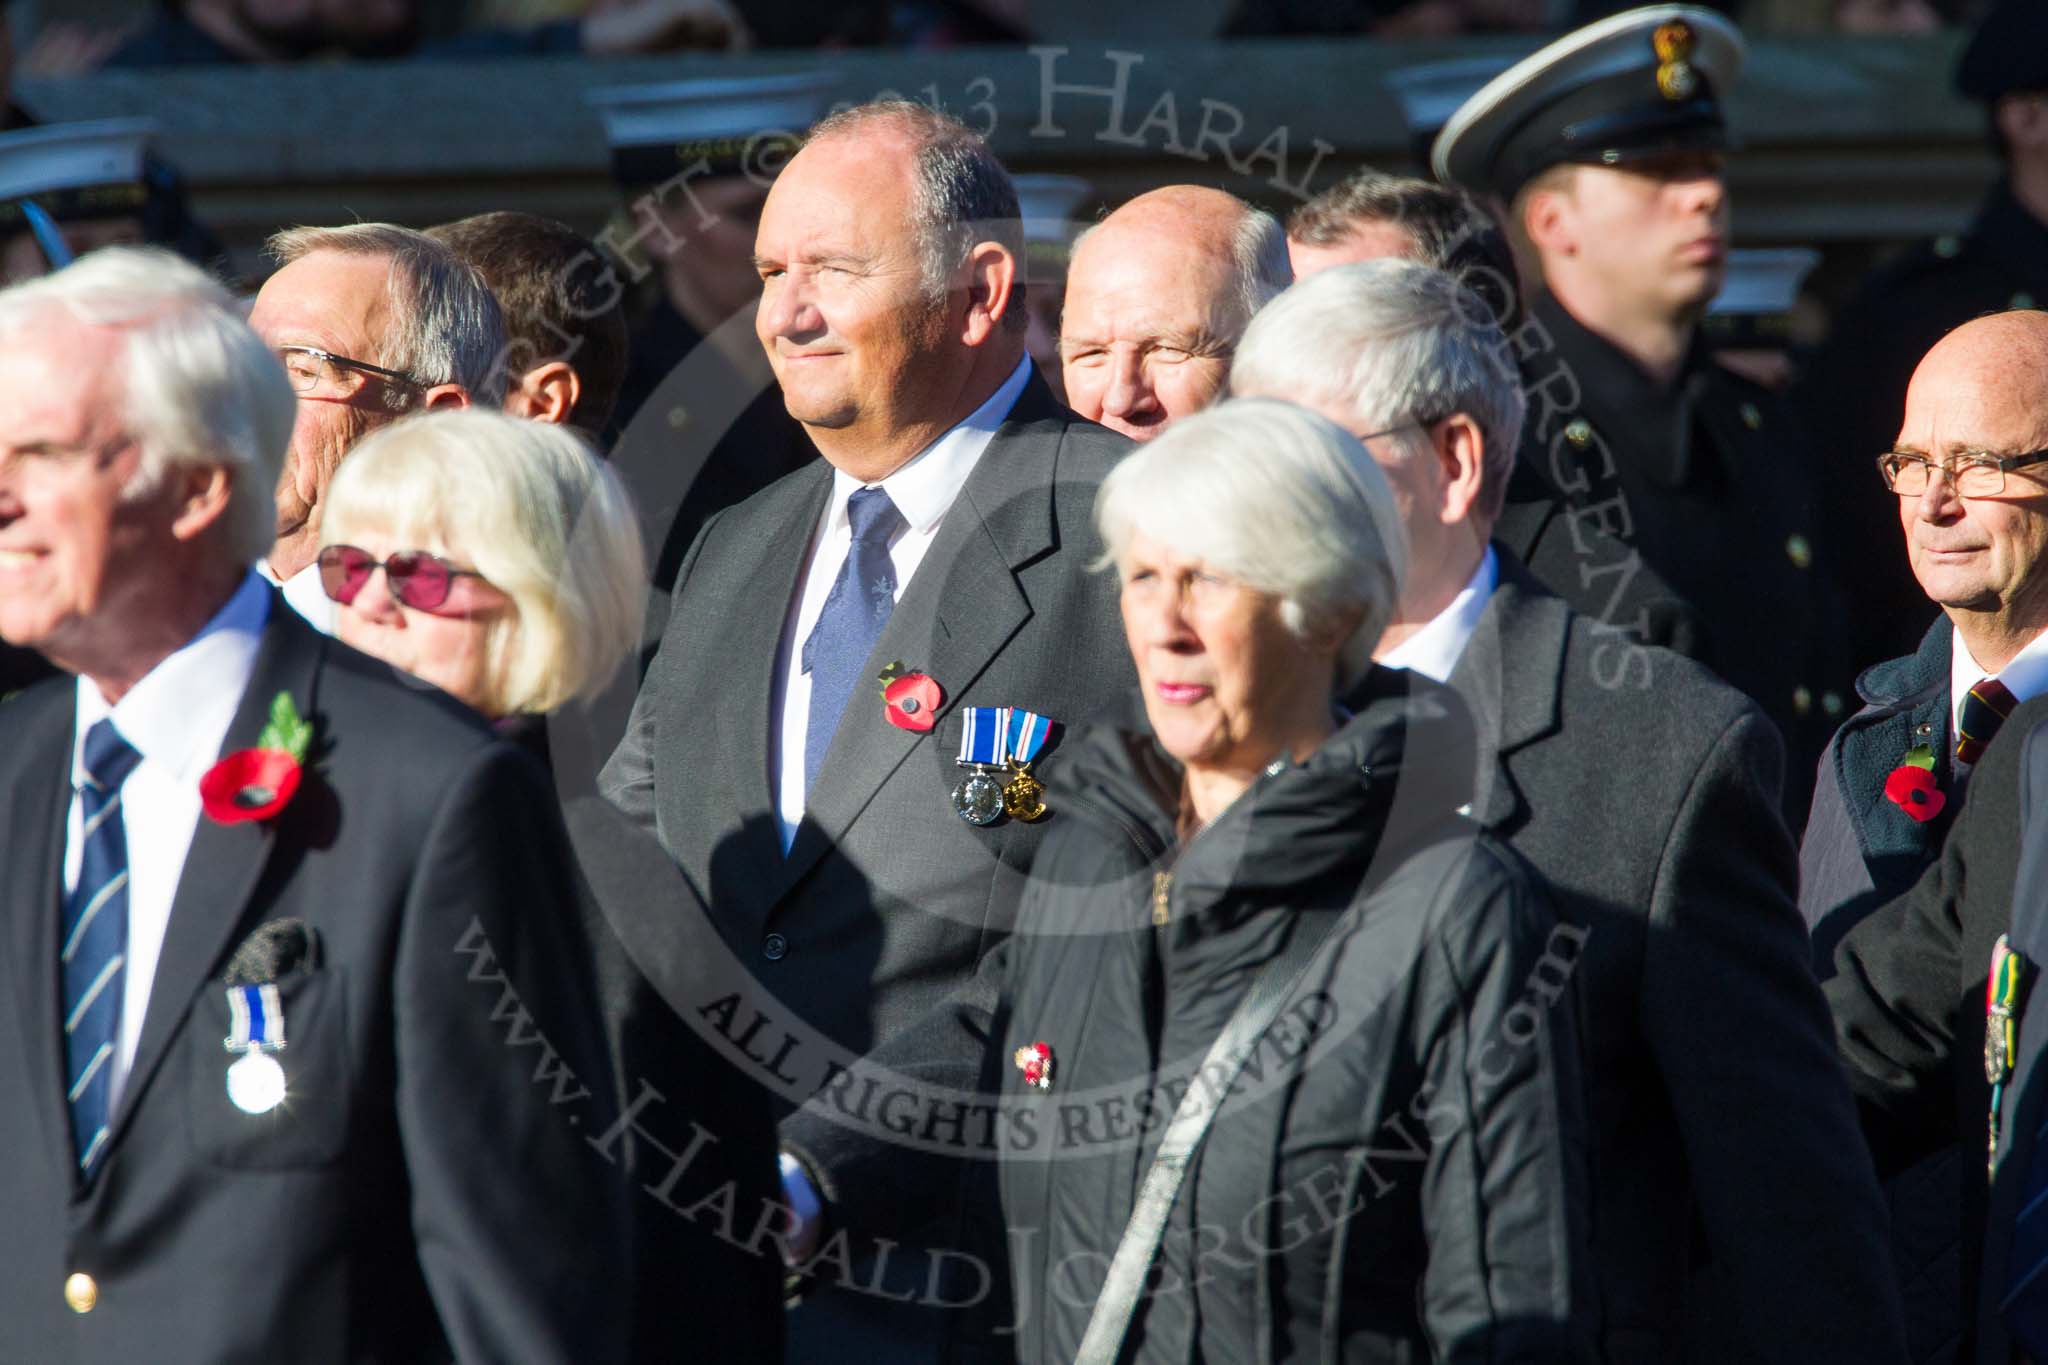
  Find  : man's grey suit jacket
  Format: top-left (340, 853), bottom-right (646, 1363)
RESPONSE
top-left (1436, 553), bottom-right (1905, 1365)
top-left (600, 372), bottom-right (1136, 1356)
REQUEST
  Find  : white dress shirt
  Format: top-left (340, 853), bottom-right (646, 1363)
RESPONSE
top-left (1380, 546), bottom-right (1500, 685)
top-left (257, 558), bottom-right (336, 636)
top-left (769, 354), bottom-right (1033, 851)
top-left (64, 571), bottom-right (270, 1108)
top-left (1950, 624), bottom-right (2048, 759)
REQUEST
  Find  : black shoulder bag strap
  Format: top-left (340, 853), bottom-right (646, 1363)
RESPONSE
top-left (1074, 908), bottom-right (1350, 1365)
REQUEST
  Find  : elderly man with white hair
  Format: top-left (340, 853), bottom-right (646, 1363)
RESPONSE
top-left (0, 246), bottom-right (635, 1363)
top-left (1057, 185), bottom-right (1290, 441)
top-left (1230, 259), bottom-right (1908, 1364)
top-left (247, 222), bottom-right (507, 631)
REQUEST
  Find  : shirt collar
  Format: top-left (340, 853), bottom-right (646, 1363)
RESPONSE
top-left (1381, 545), bottom-right (1498, 685)
top-left (825, 354), bottom-right (1033, 537)
top-left (73, 571), bottom-right (273, 785)
top-left (1952, 623), bottom-right (2048, 741)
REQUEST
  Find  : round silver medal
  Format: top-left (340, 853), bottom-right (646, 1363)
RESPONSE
top-left (226, 1050), bottom-right (286, 1114)
top-left (952, 770), bottom-right (1006, 826)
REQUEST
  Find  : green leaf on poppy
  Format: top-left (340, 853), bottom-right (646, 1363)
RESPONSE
top-left (1902, 743), bottom-right (1937, 772)
top-left (877, 659), bottom-right (906, 697)
top-left (256, 691), bottom-right (313, 763)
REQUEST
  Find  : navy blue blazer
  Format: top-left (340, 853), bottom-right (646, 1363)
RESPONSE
top-left (1802, 614), bottom-right (1955, 972)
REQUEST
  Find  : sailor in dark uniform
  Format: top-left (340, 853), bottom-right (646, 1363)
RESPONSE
top-left (588, 76), bottom-right (832, 607)
top-left (1434, 3), bottom-right (1853, 824)
top-left (1798, 0), bottom-right (2048, 666)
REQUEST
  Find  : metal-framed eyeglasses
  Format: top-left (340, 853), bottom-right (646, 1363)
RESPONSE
top-left (1876, 448), bottom-right (2048, 499)
top-left (275, 344), bottom-right (424, 397)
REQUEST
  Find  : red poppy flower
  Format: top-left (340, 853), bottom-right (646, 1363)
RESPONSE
top-left (1014, 1041), bottom-right (1053, 1090)
top-left (883, 673), bottom-right (943, 733)
top-left (200, 749), bottom-right (304, 824)
top-left (1884, 763), bottom-right (1946, 823)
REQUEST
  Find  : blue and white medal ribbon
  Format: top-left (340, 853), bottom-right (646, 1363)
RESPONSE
top-left (222, 982), bottom-right (288, 1114)
top-left (958, 706), bottom-right (1008, 768)
top-left (1005, 709), bottom-right (1051, 766)
top-left (953, 707), bottom-right (1010, 826)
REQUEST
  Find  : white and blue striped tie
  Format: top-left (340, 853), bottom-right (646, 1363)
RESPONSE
top-left (64, 719), bottom-right (141, 1174)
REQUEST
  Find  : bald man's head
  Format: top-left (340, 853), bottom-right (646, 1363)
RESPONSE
top-left (1058, 185), bottom-right (1290, 441)
top-left (1892, 310), bottom-right (2048, 665)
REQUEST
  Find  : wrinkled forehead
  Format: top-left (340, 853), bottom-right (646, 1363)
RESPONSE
top-left (0, 311), bottom-right (126, 443)
top-left (1064, 232), bottom-right (1241, 341)
top-left (1898, 346), bottom-right (2048, 453)
top-left (757, 135), bottom-right (920, 259)
top-left (248, 250), bottom-right (395, 357)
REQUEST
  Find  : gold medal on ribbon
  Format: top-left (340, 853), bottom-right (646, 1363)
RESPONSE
top-left (1002, 762), bottom-right (1047, 822)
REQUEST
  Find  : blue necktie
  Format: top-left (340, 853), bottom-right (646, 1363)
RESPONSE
top-left (801, 487), bottom-right (904, 791)
top-left (63, 719), bottom-right (142, 1174)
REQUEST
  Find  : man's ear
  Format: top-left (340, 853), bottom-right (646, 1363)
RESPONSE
top-left (168, 463), bottom-right (234, 544)
top-left (418, 383), bottom-right (471, 412)
top-left (504, 362), bottom-right (581, 426)
top-left (960, 241), bottom-right (1018, 347)
top-left (1430, 413), bottom-right (1489, 530)
top-left (1521, 185), bottom-right (1573, 258)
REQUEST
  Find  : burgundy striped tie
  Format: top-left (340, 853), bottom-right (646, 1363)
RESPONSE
top-left (1956, 675), bottom-right (2018, 766)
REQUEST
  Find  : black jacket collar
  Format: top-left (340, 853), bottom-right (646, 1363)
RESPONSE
top-left (1532, 290), bottom-right (1718, 489)
top-left (1057, 668), bottom-right (1478, 940)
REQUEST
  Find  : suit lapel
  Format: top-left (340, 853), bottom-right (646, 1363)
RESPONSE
top-left (1450, 557), bottom-right (1568, 834)
top-left (102, 602), bottom-right (323, 1155)
top-left (775, 377), bottom-right (1065, 900)
top-left (0, 682), bottom-right (81, 1180)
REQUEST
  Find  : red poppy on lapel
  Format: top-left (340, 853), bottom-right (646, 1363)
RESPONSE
top-left (1883, 743), bottom-right (1945, 824)
top-left (201, 691), bottom-right (314, 825)
top-left (878, 661), bottom-right (942, 733)
top-left (1014, 1041), bottom-right (1053, 1091)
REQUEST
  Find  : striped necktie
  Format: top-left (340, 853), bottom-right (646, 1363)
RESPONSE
top-left (64, 719), bottom-right (142, 1174)
top-left (1957, 675), bottom-right (2019, 766)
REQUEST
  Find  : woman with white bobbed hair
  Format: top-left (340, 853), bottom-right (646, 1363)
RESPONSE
top-left (316, 408), bottom-right (644, 725)
top-left (965, 398), bottom-right (1589, 1363)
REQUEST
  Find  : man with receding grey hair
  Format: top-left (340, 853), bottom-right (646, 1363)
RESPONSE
top-left (602, 99), bottom-right (1136, 1364)
top-left (1059, 184), bottom-right (1289, 441)
top-left (247, 222), bottom-right (506, 630)
top-left (1230, 257), bottom-right (1907, 1363)
top-left (0, 246), bottom-right (632, 1363)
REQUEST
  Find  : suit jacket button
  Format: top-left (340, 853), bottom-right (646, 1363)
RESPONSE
top-left (1793, 685), bottom-right (1814, 717)
top-left (762, 933), bottom-right (789, 961)
top-left (64, 1273), bottom-right (97, 1314)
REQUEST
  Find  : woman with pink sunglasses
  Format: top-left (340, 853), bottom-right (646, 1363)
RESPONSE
top-left (317, 408), bottom-right (644, 728)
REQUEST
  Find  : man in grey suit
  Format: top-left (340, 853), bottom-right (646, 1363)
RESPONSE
top-left (1231, 258), bottom-right (1907, 1365)
top-left (599, 101), bottom-right (1135, 1360)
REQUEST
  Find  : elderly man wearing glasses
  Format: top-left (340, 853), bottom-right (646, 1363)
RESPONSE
top-left (246, 223), bottom-right (506, 632)
top-left (1800, 310), bottom-right (2048, 954)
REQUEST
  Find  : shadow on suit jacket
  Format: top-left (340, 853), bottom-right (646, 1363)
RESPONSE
top-left (600, 369), bottom-right (1138, 1362)
top-left (0, 597), bottom-right (640, 1364)
top-left (1424, 552), bottom-right (1905, 1365)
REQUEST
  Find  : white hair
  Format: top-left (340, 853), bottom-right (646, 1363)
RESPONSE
top-left (320, 410), bottom-right (645, 717)
top-left (1229, 258), bottom-right (1525, 521)
top-left (268, 223), bottom-right (509, 405)
top-left (1230, 205), bottom-right (1292, 323)
top-left (1069, 196), bottom-right (1291, 334)
top-left (1095, 397), bottom-right (1407, 690)
top-left (0, 245), bottom-right (293, 566)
